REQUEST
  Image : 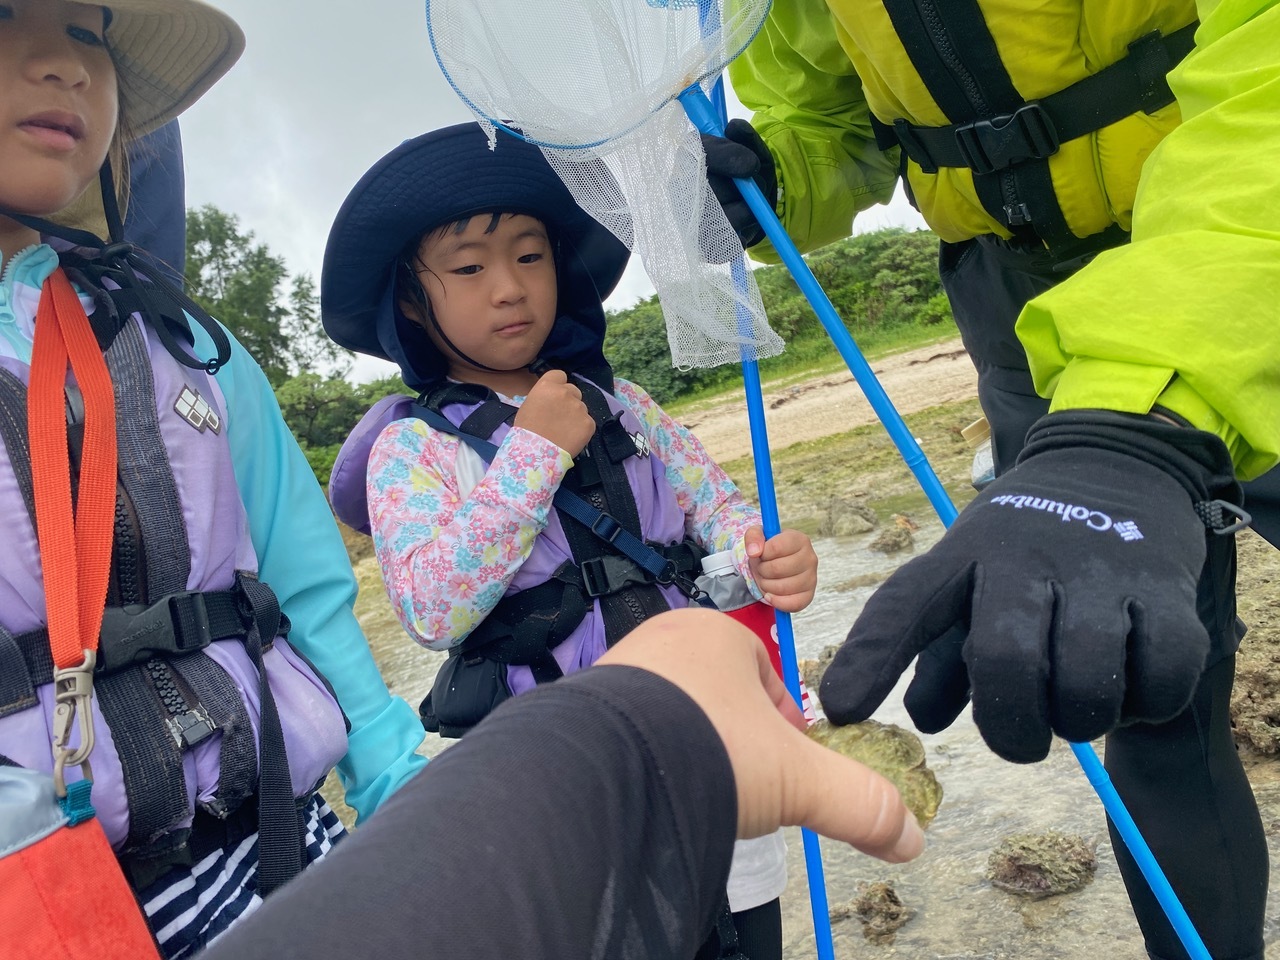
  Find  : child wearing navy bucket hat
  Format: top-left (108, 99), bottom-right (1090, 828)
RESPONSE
top-left (322, 121), bottom-right (819, 959)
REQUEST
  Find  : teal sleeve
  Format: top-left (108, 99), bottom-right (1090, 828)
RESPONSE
top-left (194, 324), bottom-right (428, 821)
top-left (728, 0), bottom-right (900, 259)
top-left (1016, 0), bottom-right (1280, 479)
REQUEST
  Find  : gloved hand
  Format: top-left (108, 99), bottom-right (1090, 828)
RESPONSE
top-left (819, 410), bottom-right (1241, 764)
top-left (701, 119), bottom-right (777, 249)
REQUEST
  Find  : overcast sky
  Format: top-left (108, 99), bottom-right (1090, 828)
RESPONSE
top-left (177, 1), bottom-right (926, 380)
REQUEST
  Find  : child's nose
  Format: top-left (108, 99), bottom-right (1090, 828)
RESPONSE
top-left (490, 266), bottom-right (526, 304)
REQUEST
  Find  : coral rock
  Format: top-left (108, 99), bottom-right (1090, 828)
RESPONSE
top-left (986, 832), bottom-right (1097, 899)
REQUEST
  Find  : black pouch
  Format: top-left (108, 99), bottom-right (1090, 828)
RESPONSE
top-left (419, 654), bottom-right (511, 739)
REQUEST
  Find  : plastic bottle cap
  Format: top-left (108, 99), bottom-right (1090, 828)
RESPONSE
top-left (961, 417), bottom-right (991, 446)
top-left (700, 549), bottom-right (736, 577)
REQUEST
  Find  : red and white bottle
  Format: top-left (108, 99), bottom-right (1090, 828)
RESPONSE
top-left (696, 549), bottom-right (816, 722)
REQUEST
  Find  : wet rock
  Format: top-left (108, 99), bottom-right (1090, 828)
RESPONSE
top-left (868, 523), bottom-right (913, 554)
top-left (807, 719), bottom-right (943, 827)
top-left (986, 832), bottom-right (1097, 899)
top-left (817, 500), bottom-right (878, 538)
top-left (891, 512), bottom-right (920, 532)
top-left (799, 644), bottom-right (839, 693)
top-left (833, 570), bottom-right (890, 593)
top-left (830, 881), bottom-right (912, 945)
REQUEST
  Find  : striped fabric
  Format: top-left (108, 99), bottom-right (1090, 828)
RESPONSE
top-left (139, 795), bottom-right (346, 959)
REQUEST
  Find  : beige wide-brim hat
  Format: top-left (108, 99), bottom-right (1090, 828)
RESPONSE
top-left (105, 0), bottom-right (246, 134)
top-left (52, 0), bottom-right (245, 238)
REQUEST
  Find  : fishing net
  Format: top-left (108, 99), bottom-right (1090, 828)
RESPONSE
top-left (427, 0), bottom-right (782, 369)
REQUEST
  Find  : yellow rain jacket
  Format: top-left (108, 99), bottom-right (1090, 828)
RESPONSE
top-left (730, 0), bottom-right (1280, 479)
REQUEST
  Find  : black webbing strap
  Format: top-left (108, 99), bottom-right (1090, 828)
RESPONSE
top-left (170, 650), bottom-right (258, 816)
top-left (7, 588), bottom-right (264, 696)
top-left (104, 319), bottom-right (193, 599)
top-left (872, 5), bottom-right (1196, 252)
top-left (459, 396), bottom-right (518, 439)
top-left (120, 789), bottom-right (262, 891)
top-left (0, 367), bottom-right (37, 529)
top-left (94, 662), bottom-right (192, 859)
top-left (0, 625), bottom-right (37, 719)
top-left (236, 572), bottom-right (306, 897)
top-left (878, 24), bottom-right (1197, 177)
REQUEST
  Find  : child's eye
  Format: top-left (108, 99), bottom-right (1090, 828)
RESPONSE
top-left (453, 265), bottom-right (482, 276)
top-left (67, 24), bottom-right (105, 46)
top-left (518, 253), bottom-right (543, 264)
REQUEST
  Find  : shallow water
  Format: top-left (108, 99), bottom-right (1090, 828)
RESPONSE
top-left (353, 506), bottom-right (1280, 957)
top-left (780, 513), bottom-right (1280, 958)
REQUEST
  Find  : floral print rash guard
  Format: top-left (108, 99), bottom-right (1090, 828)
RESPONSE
top-left (367, 378), bottom-right (763, 651)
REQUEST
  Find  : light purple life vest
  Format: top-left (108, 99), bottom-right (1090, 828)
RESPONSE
top-left (330, 378), bottom-right (693, 696)
top-left (0, 313), bottom-right (348, 855)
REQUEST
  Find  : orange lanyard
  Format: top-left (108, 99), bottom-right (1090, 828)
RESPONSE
top-left (29, 267), bottom-right (118, 796)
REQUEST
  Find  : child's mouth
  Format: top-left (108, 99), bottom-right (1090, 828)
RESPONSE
top-left (495, 322), bottom-right (533, 336)
top-left (18, 113), bottom-right (85, 151)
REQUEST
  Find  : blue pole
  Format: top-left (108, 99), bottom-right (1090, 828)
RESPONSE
top-left (1070, 743), bottom-right (1211, 959)
top-left (679, 80), bottom-right (1211, 960)
top-left (690, 5), bottom-right (837, 944)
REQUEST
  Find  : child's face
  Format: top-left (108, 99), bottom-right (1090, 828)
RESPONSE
top-left (409, 213), bottom-right (558, 378)
top-left (0, 0), bottom-right (117, 220)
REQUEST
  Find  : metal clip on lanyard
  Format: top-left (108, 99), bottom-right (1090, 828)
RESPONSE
top-left (51, 650), bottom-right (98, 798)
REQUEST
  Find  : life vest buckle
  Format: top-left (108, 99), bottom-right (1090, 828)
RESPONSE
top-left (954, 102), bottom-right (1060, 176)
top-left (96, 591), bottom-right (214, 673)
top-left (581, 554), bottom-right (650, 599)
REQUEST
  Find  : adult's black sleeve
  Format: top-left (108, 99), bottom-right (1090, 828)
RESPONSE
top-left (201, 665), bottom-right (739, 959)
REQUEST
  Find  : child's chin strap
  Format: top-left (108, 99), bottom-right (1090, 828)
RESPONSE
top-left (424, 307), bottom-right (508, 375)
top-left (1, 163), bottom-right (233, 375)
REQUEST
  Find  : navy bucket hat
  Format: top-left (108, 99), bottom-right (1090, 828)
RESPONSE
top-left (321, 123), bottom-right (630, 390)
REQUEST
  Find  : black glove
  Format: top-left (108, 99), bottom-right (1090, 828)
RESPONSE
top-left (701, 119), bottom-right (777, 249)
top-left (819, 410), bottom-right (1241, 764)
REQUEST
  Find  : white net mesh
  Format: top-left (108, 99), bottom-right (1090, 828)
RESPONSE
top-left (427, 0), bottom-right (783, 369)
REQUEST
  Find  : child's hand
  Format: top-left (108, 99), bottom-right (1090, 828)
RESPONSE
top-left (513, 370), bottom-right (596, 457)
top-left (744, 526), bottom-right (818, 612)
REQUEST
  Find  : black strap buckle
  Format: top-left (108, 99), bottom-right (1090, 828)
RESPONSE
top-left (954, 103), bottom-right (1060, 176)
top-left (96, 592), bottom-right (213, 674)
top-left (580, 555), bottom-right (650, 599)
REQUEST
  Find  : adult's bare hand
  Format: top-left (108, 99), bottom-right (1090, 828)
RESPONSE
top-left (599, 608), bottom-right (925, 863)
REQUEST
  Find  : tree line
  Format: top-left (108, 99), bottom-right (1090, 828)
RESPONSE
top-left (183, 205), bottom-right (952, 486)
